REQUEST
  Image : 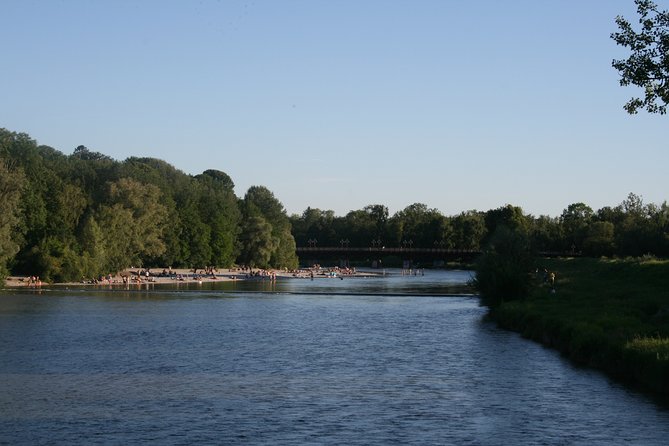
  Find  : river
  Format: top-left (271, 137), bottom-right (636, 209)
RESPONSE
top-left (1, 270), bottom-right (668, 445)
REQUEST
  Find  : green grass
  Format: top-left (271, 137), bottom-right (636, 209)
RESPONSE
top-left (491, 257), bottom-right (669, 394)
top-left (626, 335), bottom-right (669, 361)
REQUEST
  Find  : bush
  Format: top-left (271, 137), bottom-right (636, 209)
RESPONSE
top-left (473, 225), bottom-right (535, 308)
top-left (623, 335), bottom-right (669, 392)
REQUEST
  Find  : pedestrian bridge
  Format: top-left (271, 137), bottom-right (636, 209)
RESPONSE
top-left (295, 246), bottom-right (481, 264)
top-left (295, 246), bottom-right (575, 264)
top-left (296, 246), bottom-right (480, 255)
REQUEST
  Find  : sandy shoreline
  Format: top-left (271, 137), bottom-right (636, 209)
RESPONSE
top-left (3, 266), bottom-right (380, 288)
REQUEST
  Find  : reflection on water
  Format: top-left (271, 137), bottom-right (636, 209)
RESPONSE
top-left (1, 270), bottom-right (668, 445)
top-left (36, 268), bottom-right (475, 296)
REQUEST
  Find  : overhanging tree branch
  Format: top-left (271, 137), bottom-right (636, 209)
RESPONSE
top-left (612, 0), bottom-right (669, 114)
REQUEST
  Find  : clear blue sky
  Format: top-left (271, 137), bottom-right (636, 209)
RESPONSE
top-left (2, 0), bottom-right (666, 217)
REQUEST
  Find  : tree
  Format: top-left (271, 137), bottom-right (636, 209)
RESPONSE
top-left (583, 221), bottom-right (616, 256)
top-left (52, 183), bottom-right (88, 238)
top-left (97, 178), bottom-right (168, 271)
top-left (125, 161), bottom-right (202, 268)
top-left (194, 170), bottom-right (241, 267)
top-left (271, 227), bottom-right (299, 270)
top-left (473, 225), bottom-right (536, 308)
top-left (483, 204), bottom-right (531, 242)
top-left (290, 207), bottom-right (337, 246)
top-left (341, 209), bottom-right (379, 247)
top-left (241, 186), bottom-right (298, 269)
top-left (79, 215), bottom-right (106, 279)
top-left (612, 0), bottom-right (669, 114)
top-left (651, 201), bottom-right (669, 256)
top-left (177, 202), bottom-right (212, 268)
top-left (238, 215), bottom-right (276, 268)
top-left (388, 203), bottom-right (450, 247)
top-left (243, 186), bottom-right (290, 230)
top-left (0, 160), bottom-right (26, 279)
top-left (530, 215), bottom-right (564, 252)
top-left (615, 192), bottom-right (656, 255)
top-left (72, 145), bottom-right (113, 161)
top-left (364, 204), bottom-right (389, 239)
top-left (451, 210), bottom-right (487, 250)
top-left (560, 203), bottom-right (594, 252)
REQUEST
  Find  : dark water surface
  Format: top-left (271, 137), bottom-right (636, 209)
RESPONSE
top-left (1, 270), bottom-right (668, 445)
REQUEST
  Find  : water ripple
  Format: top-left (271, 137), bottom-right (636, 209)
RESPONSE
top-left (1, 272), bottom-right (668, 444)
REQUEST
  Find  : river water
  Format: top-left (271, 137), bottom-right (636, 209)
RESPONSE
top-left (1, 270), bottom-right (668, 445)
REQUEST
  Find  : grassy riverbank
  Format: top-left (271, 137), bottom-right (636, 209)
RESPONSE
top-left (490, 257), bottom-right (669, 394)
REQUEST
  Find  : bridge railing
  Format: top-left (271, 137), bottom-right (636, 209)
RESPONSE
top-left (295, 247), bottom-right (579, 257)
top-left (295, 246), bottom-right (481, 254)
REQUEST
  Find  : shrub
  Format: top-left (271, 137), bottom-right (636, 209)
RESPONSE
top-left (473, 225), bottom-right (535, 308)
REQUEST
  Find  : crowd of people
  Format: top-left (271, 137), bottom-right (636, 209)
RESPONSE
top-left (12, 264), bottom-right (375, 287)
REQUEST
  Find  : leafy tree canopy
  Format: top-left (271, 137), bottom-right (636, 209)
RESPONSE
top-left (473, 225), bottom-right (536, 308)
top-left (0, 160), bottom-right (26, 279)
top-left (72, 145), bottom-right (114, 162)
top-left (241, 185), bottom-right (298, 269)
top-left (197, 169), bottom-right (235, 191)
top-left (612, 0), bottom-right (669, 114)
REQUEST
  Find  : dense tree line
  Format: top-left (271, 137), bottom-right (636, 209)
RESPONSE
top-left (0, 129), bottom-right (298, 282)
top-left (291, 196), bottom-right (668, 308)
top-left (290, 195), bottom-right (669, 259)
top-left (2, 129), bottom-right (668, 283)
